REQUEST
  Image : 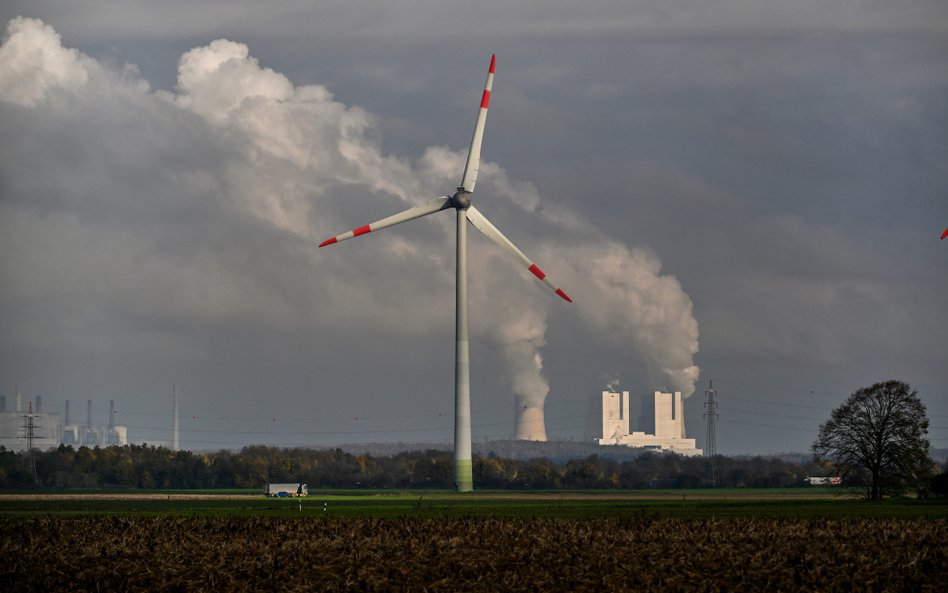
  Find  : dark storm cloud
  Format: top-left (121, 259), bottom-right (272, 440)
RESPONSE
top-left (1, 2), bottom-right (946, 453)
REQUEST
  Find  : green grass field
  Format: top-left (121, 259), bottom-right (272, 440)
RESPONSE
top-left (2, 489), bottom-right (946, 519)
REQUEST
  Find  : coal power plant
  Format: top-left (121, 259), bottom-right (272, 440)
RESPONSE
top-left (585, 389), bottom-right (703, 456)
top-left (60, 399), bottom-right (129, 448)
top-left (0, 388), bottom-right (129, 452)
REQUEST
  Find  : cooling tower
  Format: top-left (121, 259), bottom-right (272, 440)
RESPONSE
top-left (514, 406), bottom-right (547, 441)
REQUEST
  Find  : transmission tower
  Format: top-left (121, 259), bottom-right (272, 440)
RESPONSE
top-left (703, 380), bottom-right (719, 487)
top-left (21, 402), bottom-right (39, 485)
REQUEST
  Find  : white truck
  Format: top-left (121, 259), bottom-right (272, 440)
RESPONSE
top-left (804, 476), bottom-right (842, 486)
top-left (265, 483), bottom-right (308, 497)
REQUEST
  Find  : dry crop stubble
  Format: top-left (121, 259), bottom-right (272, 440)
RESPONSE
top-left (2, 517), bottom-right (945, 592)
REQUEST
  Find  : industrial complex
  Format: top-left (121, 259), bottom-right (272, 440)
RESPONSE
top-left (0, 389), bottom-right (129, 451)
top-left (586, 390), bottom-right (703, 456)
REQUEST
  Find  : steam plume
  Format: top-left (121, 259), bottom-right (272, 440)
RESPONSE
top-left (0, 18), bottom-right (700, 450)
top-left (543, 240), bottom-right (700, 397)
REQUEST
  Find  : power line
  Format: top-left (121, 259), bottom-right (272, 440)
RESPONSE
top-left (710, 378), bottom-right (848, 398)
top-left (716, 406), bottom-right (826, 423)
top-left (717, 416), bottom-right (817, 434)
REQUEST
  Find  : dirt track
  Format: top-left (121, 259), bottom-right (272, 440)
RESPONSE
top-left (0, 493), bottom-right (251, 501)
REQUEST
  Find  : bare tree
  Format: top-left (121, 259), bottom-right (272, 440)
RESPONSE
top-left (813, 380), bottom-right (931, 500)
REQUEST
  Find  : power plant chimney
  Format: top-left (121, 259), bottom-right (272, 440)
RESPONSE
top-left (65, 399), bottom-right (71, 425)
top-left (16, 385), bottom-right (21, 412)
top-left (36, 395), bottom-right (42, 414)
top-left (87, 399), bottom-right (93, 430)
top-left (172, 385), bottom-right (179, 451)
top-left (0, 395), bottom-right (5, 412)
top-left (108, 400), bottom-right (116, 446)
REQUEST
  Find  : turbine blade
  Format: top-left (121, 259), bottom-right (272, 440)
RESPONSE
top-left (466, 205), bottom-right (572, 303)
top-left (459, 54), bottom-right (495, 193)
top-left (319, 196), bottom-right (452, 247)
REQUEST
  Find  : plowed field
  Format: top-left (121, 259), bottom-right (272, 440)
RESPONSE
top-left (3, 516), bottom-right (945, 592)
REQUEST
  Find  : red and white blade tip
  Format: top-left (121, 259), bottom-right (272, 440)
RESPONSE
top-left (941, 227), bottom-right (948, 240)
top-left (489, 54), bottom-right (496, 73)
top-left (319, 224), bottom-right (372, 248)
top-left (528, 264), bottom-right (572, 303)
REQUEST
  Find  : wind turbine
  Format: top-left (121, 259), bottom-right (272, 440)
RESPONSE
top-left (319, 55), bottom-right (572, 492)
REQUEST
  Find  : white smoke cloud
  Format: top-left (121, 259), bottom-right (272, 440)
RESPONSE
top-left (0, 17), bottom-right (701, 431)
top-left (542, 240), bottom-right (701, 397)
top-left (482, 295), bottom-right (549, 410)
top-left (0, 17), bottom-right (90, 106)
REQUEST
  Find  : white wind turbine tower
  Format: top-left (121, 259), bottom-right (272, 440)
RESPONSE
top-left (319, 55), bottom-right (572, 491)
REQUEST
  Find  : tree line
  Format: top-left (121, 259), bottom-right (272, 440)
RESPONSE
top-left (3, 380), bottom-right (939, 496)
top-left (3, 442), bottom-right (935, 492)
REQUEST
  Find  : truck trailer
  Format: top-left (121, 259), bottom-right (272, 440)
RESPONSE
top-left (265, 483), bottom-right (308, 497)
top-left (804, 476), bottom-right (842, 486)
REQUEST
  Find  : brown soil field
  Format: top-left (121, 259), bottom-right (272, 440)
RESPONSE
top-left (2, 516), bottom-right (945, 592)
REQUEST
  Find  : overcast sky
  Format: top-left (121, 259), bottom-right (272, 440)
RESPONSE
top-left (1, 1), bottom-right (946, 455)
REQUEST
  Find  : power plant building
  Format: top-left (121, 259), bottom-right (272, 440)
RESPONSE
top-left (586, 390), bottom-right (702, 456)
top-left (0, 394), bottom-right (127, 451)
top-left (60, 399), bottom-right (129, 448)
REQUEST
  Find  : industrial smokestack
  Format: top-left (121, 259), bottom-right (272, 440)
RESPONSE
top-left (36, 395), bottom-right (42, 414)
top-left (108, 400), bottom-right (116, 446)
top-left (514, 405), bottom-right (547, 441)
top-left (0, 395), bottom-right (5, 412)
top-left (16, 385), bottom-right (21, 412)
top-left (65, 400), bottom-right (70, 425)
top-left (87, 399), bottom-right (92, 430)
top-left (172, 385), bottom-right (179, 451)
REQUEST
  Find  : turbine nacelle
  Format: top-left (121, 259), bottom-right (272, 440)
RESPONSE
top-left (452, 188), bottom-right (472, 210)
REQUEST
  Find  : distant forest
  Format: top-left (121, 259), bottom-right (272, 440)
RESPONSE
top-left (0, 442), bottom-right (904, 491)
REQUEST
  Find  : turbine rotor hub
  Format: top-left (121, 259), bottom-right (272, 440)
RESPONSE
top-left (452, 188), bottom-right (472, 210)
